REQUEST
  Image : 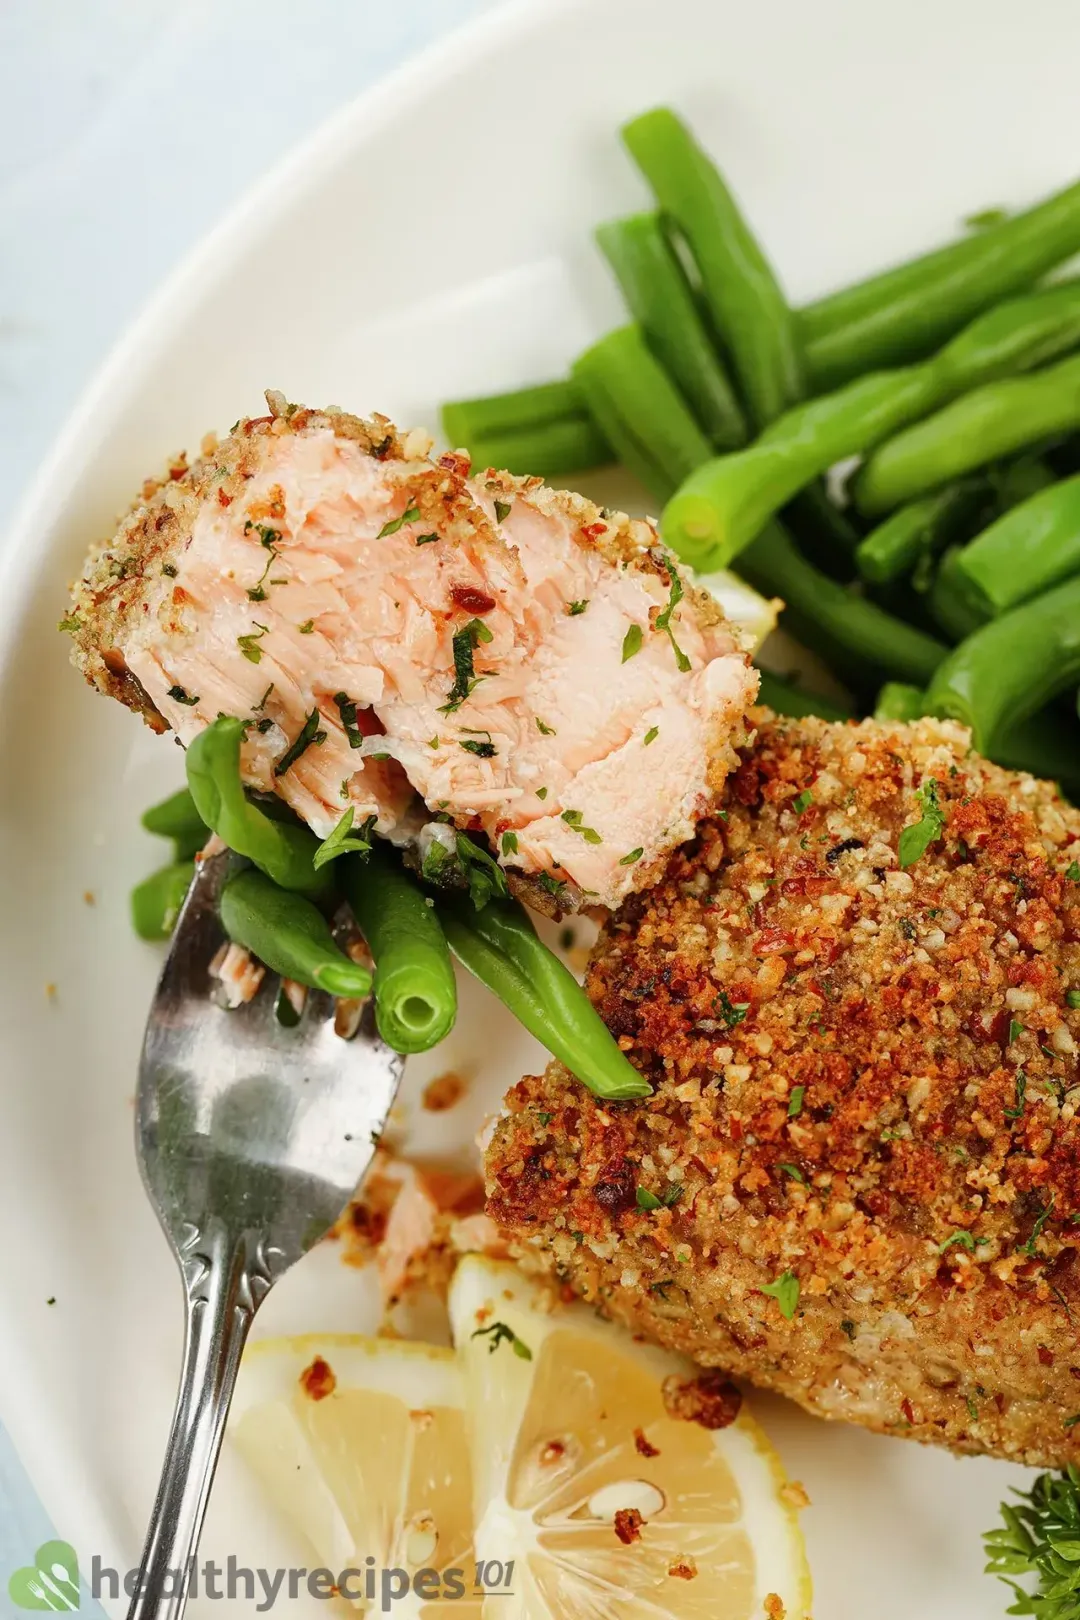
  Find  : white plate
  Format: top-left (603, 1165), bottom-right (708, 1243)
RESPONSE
top-left (2, 0), bottom-right (1076, 1612)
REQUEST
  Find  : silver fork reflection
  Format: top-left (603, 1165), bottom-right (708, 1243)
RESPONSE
top-left (127, 851), bottom-right (402, 1620)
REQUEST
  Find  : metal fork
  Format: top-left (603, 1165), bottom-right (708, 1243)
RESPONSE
top-left (127, 850), bottom-right (403, 1620)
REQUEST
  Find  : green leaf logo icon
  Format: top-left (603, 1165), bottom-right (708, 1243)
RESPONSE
top-left (8, 1541), bottom-right (80, 1610)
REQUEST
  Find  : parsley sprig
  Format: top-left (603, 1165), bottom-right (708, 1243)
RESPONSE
top-left (985, 1465), bottom-right (1080, 1616)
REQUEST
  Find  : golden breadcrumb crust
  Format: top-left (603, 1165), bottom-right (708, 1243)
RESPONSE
top-left (486, 712), bottom-right (1080, 1466)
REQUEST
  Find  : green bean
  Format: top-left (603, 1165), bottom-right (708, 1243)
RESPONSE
top-left (781, 483), bottom-right (862, 582)
top-left (442, 379), bottom-right (587, 444)
top-left (465, 417), bottom-right (611, 480)
top-left (571, 325), bottom-right (712, 501)
top-left (435, 893), bottom-right (651, 1101)
top-left (800, 181), bottom-right (1080, 390)
top-left (595, 212), bottom-right (748, 450)
top-left (734, 523), bottom-right (946, 696)
top-left (219, 868), bottom-right (371, 997)
top-left (141, 786), bottom-right (208, 861)
top-left (131, 860), bottom-right (195, 941)
top-left (954, 475), bottom-right (1080, 615)
top-left (754, 668), bottom-right (853, 722)
top-left (663, 286), bottom-right (1080, 569)
top-left (855, 479), bottom-right (989, 586)
top-left (664, 369), bottom-right (936, 571)
top-left (995, 709), bottom-right (1080, 799)
top-left (874, 683), bottom-right (927, 722)
top-left (341, 844), bottom-right (457, 1055)
top-left (622, 107), bottom-right (802, 429)
top-left (926, 548), bottom-right (989, 643)
top-left (856, 352), bottom-right (1080, 516)
top-left (991, 449), bottom-right (1059, 509)
top-left (925, 574), bottom-right (1080, 755)
top-left (186, 717), bottom-right (331, 900)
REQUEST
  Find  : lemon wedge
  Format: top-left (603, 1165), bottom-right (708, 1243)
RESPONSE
top-left (231, 1333), bottom-right (479, 1616)
top-left (448, 1257), bottom-right (810, 1620)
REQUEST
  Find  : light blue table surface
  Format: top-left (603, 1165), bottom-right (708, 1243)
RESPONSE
top-left (0, 0), bottom-right (496, 1603)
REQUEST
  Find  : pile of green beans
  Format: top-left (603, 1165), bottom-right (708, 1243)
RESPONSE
top-left (440, 103), bottom-right (1080, 796)
top-left (132, 722), bottom-right (651, 1098)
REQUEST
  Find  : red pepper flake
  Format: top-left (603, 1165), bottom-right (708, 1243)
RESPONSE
top-left (299, 1356), bottom-right (337, 1401)
top-left (668, 1558), bottom-right (698, 1581)
top-left (754, 927), bottom-right (795, 957)
top-left (633, 1427), bottom-right (660, 1458)
top-left (438, 450), bottom-right (471, 477)
top-left (450, 584), bottom-right (496, 614)
top-left (613, 1508), bottom-right (645, 1545)
top-left (217, 488), bottom-right (233, 507)
top-left (662, 1371), bottom-right (742, 1430)
top-left (580, 521), bottom-right (607, 541)
top-left (539, 1439), bottom-right (566, 1466)
top-left (901, 1397), bottom-right (916, 1425)
top-left (1038, 1344), bottom-right (1055, 1366)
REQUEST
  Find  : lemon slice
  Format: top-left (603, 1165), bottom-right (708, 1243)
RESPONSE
top-left (449, 1258), bottom-right (810, 1620)
top-left (231, 1333), bottom-right (479, 1616)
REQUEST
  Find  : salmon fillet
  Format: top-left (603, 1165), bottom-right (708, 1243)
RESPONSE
top-left (66, 394), bottom-right (757, 910)
top-left (486, 712), bottom-right (1080, 1466)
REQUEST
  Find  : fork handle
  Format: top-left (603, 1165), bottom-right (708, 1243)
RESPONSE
top-left (127, 1224), bottom-right (260, 1620)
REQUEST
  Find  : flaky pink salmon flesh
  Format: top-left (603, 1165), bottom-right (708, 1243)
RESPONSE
top-left (68, 396), bottom-right (758, 909)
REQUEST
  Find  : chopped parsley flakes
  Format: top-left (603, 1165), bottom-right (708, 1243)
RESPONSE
top-left (938, 1230), bottom-right (987, 1255)
top-left (471, 1320), bottom-right (532, 1360)
top-left (313, 807), bottom-right (377, 870)
top-left (654, 555), bottom-right (691, 671)
top-left (1004, 1069), bottom-right (1027, 1121)
top-left (760, 1271), bottom-right (800, 1320)
top-left (378, 504), bottom-right (420, 538)
top-left (636, 1184), bottom-right (684, 1212)
top-left (566, 599), bottom-right (589, 616)
top-left (237, 623), bottom-right (269, 664)
top-left (167, 685), bottom-right (199, 706)
top-left (442, 617), bottom-right (493, 713)
top-left (716, 989), bottom-right (750, 1028)
top-left (787, 1085), bottom-right (805, 1118)
top-left (792, 789), bottom-right (814, 815)
top-left (274, 707), bottom-right (327, 776)
top-left (561, 809), bottom-right (602, 845)
top-left (898, 777), bottom-right (946, 868)
top-left (644, 726), bottom-right (659, 746)
top-left (334, 692), bottom-right (365, 749)
top-left (619, 847), bottom-right (644, 866)
top-left (622, 624), bottom-right (643, 662)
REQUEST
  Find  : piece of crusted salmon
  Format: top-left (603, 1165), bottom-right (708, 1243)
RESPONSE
top-left (66, 392), bottom-right (758, 910)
